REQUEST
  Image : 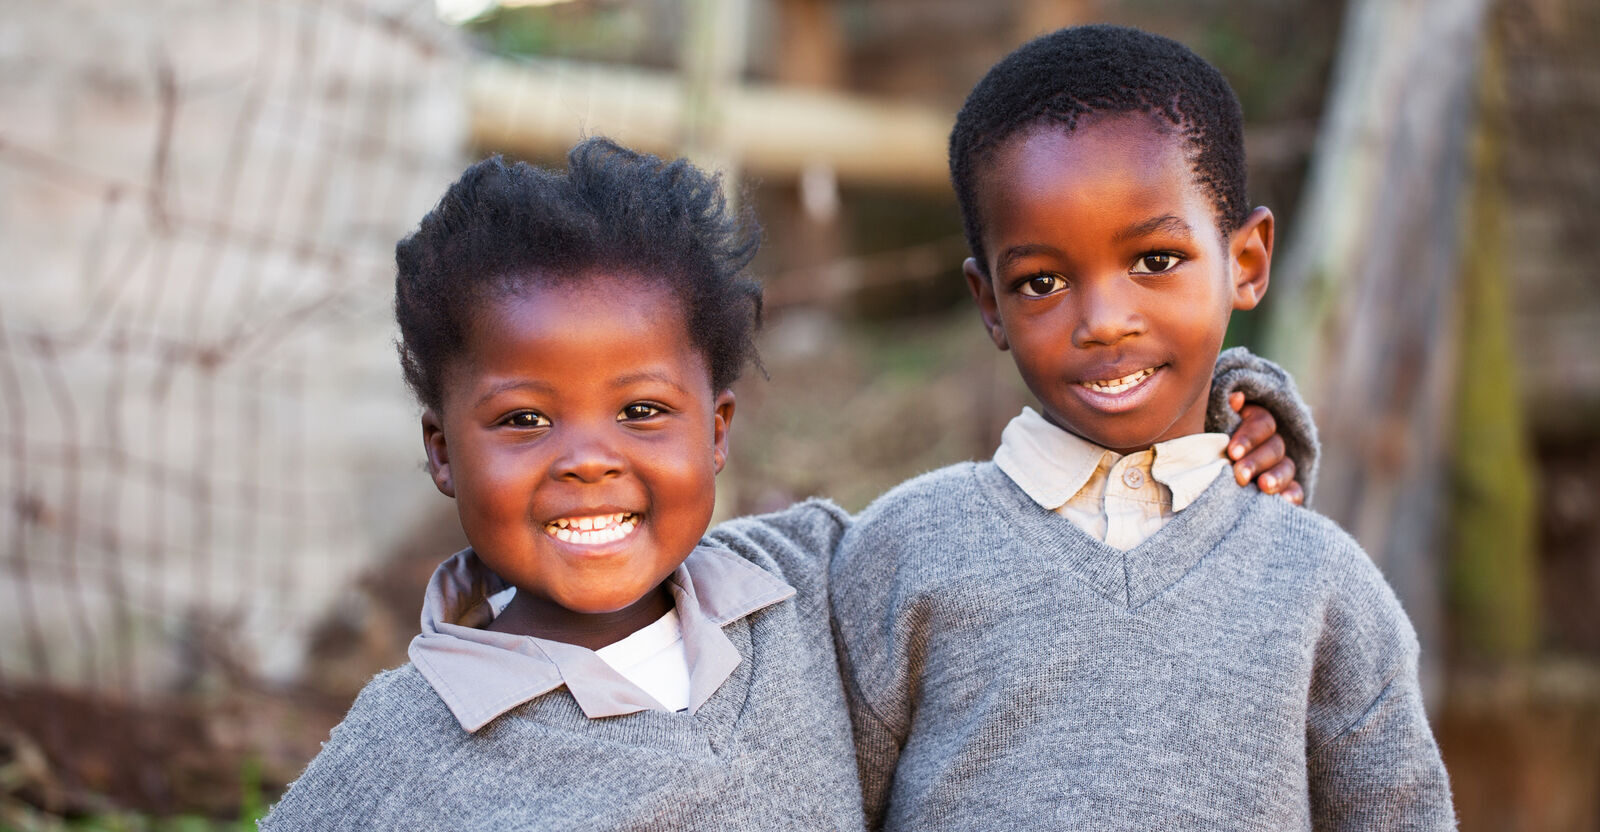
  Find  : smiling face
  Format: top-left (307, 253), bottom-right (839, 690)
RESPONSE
top-left (965, 114), bottom-right (1272, 454)
top-left (421, 273), bottom-right (732, 645)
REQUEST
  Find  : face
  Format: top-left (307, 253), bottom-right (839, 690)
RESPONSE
top-left (965, 115), bottom-right (1273, 454)
top-left (421, 274), bottom-right (733, 631)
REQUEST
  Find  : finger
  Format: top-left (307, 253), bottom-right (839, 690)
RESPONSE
top-left (1227, 403), bottom-right (1277, 461)
top-left (1229, 391), bottom-right (1245, 413)
top-left (1255, 457), bottom-right (1296, 495)
top-left (1233, 433), bottom-right (1287, 485)
top-left (1280, 481), bottom-right (1305, 506)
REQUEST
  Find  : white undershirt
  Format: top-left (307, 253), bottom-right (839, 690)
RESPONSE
top-left (593, 609), bottom-right (693, 712)
top-left (487, 588), bottom-right (694, 712)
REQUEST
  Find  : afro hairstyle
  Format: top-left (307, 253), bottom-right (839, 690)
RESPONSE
top-left (394, 138), bottom-right (763, 412)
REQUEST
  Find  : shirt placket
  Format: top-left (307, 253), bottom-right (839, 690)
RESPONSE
top-left (1104, 453), bottom-right (1157, 550)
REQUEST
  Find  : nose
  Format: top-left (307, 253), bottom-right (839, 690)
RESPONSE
top-left (1071, 278), bottom-right (1146, 348)
top-left (550, 427), bottom-right (625, 483)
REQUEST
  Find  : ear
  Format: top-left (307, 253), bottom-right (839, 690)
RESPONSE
top-left (421, 408), bottom-right (455, 498)
top-left (711, 389), bottom-right (736, 474)
top-left (963, 257), bottom-right (1009, 351)
top-left (1229, 206), bottom-right (1274, 311)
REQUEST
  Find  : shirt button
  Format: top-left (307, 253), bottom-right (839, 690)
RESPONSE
top-left (1122, 467), bottom-right (1145, 489)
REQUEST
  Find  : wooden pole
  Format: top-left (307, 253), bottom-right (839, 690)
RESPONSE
top-left (465, 58), bottom-right (951, 188)
top-left (1262, 0), bottom-right (1495, 695)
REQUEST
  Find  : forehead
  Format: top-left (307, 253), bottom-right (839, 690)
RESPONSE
top-left (447, 273), bottom-right (709, 398)
top-left (975, 115), bottom-right (1217, 245)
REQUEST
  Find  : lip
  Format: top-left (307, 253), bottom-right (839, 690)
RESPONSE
top-left (1069, 364), bottom-right (1164, 413)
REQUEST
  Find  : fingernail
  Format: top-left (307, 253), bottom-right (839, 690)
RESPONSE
top-left (1261, 475), bottom-right (1276, 490)
top-left (1230, 444), bottom-right (1244, 459)
top-left (1238, 464), bottom-right (1253, 480)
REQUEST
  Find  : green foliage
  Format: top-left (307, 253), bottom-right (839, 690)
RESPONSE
top-left (0, 757), bottom-right (269, 832)
top-left (468, 4), bottom-right (651, 61)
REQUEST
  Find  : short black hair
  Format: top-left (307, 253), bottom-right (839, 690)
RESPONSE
top-left (950, 24), bottom-right (1248, 272)
top-left (395, 138), bottom-right (762, 412)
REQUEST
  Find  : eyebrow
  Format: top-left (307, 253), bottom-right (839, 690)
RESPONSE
top-left (474, 378), bottom-right (555, 409)
top-left (1114, 215), bottom-right (1194, 243)
top-left (473, 371), bottom-right (694, 409)
top-left (996, 243), bottom-right (1063, 271)
top-left (611, 370), bottom-right (694, 396)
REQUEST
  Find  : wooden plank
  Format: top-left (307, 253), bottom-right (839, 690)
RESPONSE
top-left (466, 56), bottom-right (952, 187)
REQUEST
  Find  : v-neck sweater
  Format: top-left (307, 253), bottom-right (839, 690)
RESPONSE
top-left (831, 462), bottom-right (1453, 831)
top-left (262, 500), bottom-right (866, 832)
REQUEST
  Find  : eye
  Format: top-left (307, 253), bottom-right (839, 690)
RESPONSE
top-left (502, 410), bottom-right (550, 429)
top-left (618, 403), bottom-right (663, 421)
top-left (1017, 273), bottom-right (1067, 297)
top-left (1130, 253), bottom-right (1182, 274)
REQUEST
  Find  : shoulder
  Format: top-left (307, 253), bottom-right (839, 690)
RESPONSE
top-left (1233, 492), bottom-right (1422, 706)
top-left (1242, 494), bottom-right (1412, 631)
top-left (706, 497), bottom-right (851, 569)
top-left (708, 498), bottom-right (852, 557)
top-left (315, 663), bottom-right (466, 762)
top-left (262, 665), bottom-right (459, 829)
top-left (850, 461), bottom-right (986, 533)
top-left (831, 461), bottom-right (991, 590)
top-left (703, 498), bottom-right (852, 600)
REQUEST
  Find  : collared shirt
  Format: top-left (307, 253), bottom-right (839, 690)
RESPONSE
top-left (408, 544), bottom-right (795, 732)
top-left (993, 406), bottom-right (1230, 550)
top-left (484, 588), bottom-right (695, 712)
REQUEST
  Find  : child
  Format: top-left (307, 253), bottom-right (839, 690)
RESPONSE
top-left (262, 139), bottom-right (1304, 828)
top-left (261, 141), bottom-right (867, 829)
top-left (829, 25), bottom-right (1455, 831)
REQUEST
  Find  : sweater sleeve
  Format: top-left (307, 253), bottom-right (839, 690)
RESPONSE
top-left (704, 498), bottom-right (853, 615)
top-left (835, 670), bottom-right (900, 831)
top-left (1205, 346), bottom-right (1321, 504)
top-left (1305, 549), bottom-right (1456, 830)
top-left (829, 472), bottom-right (960, 831)
top-left (1308, 671), bottom-right (1457, 830)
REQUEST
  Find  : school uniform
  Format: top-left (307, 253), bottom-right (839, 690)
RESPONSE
top-left (830, 380), bottom-right (1454, 830)
top-left (262, 501), bottom-right (866, 832)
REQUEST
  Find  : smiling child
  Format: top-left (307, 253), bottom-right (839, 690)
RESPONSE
top-left (261, 133), bottom-right (1310, 830)
top-left (261, 141), bottom-right (867, 829)
top-left (831, 25), bottom-right (1455, 830)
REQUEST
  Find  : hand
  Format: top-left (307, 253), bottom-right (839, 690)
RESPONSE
top-left (1226, 391), bottom-right (1304, 505)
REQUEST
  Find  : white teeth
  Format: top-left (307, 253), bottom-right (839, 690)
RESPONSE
top-left (545, 513), bottom-right (639, 545)
top-left (1079, 367), bottom-right (1156, 394)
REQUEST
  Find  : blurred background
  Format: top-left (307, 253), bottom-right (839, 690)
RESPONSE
top-left (0, 0), bottom-right (1595, 828)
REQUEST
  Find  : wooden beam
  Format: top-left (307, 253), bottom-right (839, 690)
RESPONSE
top-left (466, 57), bottom-right (952, 188)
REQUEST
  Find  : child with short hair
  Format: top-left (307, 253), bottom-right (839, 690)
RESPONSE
top-left (262, 137), bottom-right (1306, 829)
top-left (262, 141), bottom-right (867, 829)
top-left (830, 25), bottom-right (1455, 830)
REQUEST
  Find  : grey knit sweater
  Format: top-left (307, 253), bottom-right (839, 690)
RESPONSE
top-left (261, 501), bottom-right (865, 831)
top-left (830, 463), bottom-right (1454, 831)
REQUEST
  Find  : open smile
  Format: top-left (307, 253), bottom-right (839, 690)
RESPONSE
top-left (1070, 364), bottom-right (1166, 413)
top-left (543, 512), bottom-right (641, 545)
top-left (1077, 366), bottom-right (1157, 394)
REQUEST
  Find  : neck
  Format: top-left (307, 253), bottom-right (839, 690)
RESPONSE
top-left (485, 583), bottom-right (675, 651)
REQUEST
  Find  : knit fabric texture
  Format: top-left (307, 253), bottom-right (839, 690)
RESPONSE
top-left (831, 463), bottom-right (1454, 831)
top-left (262, 500), bottom-right (866, 832)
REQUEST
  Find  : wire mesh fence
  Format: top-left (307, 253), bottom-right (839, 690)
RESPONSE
top-left (0, 0), bottom-right (470, 698)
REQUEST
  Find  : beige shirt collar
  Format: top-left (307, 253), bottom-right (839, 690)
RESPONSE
top-left (408, 544), bottom-right (795, 732)
top-left (993, 406), bottom-right (1230, 513)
